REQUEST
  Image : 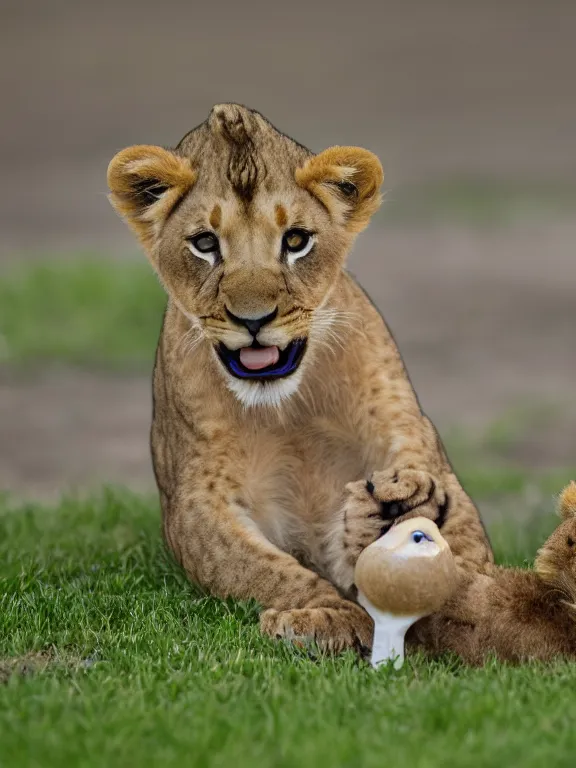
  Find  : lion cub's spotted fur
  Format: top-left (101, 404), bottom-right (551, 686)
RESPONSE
top-left (108, 104), bottom-right (492, 653)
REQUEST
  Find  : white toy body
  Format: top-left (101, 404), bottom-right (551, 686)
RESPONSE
top-left (354, 517), bottom-right (458, 670)
top-left (358, 593), bottom-right (422, 669)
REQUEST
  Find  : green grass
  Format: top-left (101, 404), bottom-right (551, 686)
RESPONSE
top-left (0, 260), bottom-right (164, 367)
top-left (2, 487), bottom-right (576, 768)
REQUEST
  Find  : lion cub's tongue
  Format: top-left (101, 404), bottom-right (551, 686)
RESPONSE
top-left (239, 346), bottom-right (280, 371)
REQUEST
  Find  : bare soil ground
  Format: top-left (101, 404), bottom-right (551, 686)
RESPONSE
top-left (0, 1), bottom-right (574, 498)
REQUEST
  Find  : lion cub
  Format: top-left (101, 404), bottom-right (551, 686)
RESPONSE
top-left (107, 103), bottom-right (492, 653)
top-left (411, 482), bottom-right (576, 663)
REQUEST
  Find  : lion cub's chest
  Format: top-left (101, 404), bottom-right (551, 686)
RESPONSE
top-left (244, 419), bottom-right (368, 550)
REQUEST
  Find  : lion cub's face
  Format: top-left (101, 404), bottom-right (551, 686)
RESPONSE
top-left (108, 104), bottom-right (383, 406)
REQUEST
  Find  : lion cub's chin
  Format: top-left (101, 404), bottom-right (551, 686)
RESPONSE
top-left (224, 368), bottom-right (305, 408)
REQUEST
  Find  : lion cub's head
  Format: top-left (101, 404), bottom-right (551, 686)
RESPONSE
top-left (108, 104), bottom-right (383, 406)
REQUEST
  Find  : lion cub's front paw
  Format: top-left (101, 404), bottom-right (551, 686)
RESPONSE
top-left (341, 479), bottom-right (392, 561)
top-left (260, 602), bottom-right (373, 653)
top-left (336, 470), bottom-right (447, 590)
top-left (368, 468), bottom-right (447, 523)
top-left (342, 469), bottom-right (444, 557)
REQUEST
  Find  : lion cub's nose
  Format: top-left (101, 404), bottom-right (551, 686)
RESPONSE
top-left (225, 307), bottom-right (278, 337)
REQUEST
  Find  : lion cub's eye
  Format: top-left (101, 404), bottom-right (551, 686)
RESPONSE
top-left (282, 228), bottom-right (315, 265)
top-left (186, 231), bottom-right (220, 266)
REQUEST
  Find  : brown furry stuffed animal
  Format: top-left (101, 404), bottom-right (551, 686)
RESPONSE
top-left (408, 482), bottom-right (576, 664)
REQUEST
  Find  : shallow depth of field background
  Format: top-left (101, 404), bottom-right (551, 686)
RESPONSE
top-left (1, 0), bottom-right (575, 500)
top-left (0, 0), bottom-right (576, 497)
top-left (0, 3), bottom-right (575, 767)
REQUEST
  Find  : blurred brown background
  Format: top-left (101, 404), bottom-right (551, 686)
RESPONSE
top-left (1, 0), bottom-right (575, 498)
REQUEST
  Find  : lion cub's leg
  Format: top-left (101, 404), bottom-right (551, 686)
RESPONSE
top-left (164, 493), bottom-right (373, 653)
top-left (346, 336), bottom-right (494, 577)
top-left (376, 414), bottom-right (490, 561)
top-left (322, 418), bottom-right (493, 597)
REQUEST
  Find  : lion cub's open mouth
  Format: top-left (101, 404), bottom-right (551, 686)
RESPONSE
top-left (217, 340), bottom-right (307, 380)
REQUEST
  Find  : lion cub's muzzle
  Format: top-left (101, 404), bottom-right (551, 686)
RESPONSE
top-left (217, 306), bottom-right (307, 380)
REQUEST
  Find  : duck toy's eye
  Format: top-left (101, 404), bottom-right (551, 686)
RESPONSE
top-left (412, 530), bottom-right (432, 544)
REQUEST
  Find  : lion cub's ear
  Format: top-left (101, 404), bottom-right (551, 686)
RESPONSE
top-left (295, 146), bottom-right (383, 233)
top-left (559, 482), bottom-right (576, 520)
top-left (107, 145), bottom-right (196, 248)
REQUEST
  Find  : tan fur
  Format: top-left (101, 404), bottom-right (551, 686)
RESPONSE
top-left (108, 104), bottom-right (492, 654)
top-left (295, 145), bottom-right (384, 233)
top-left (107, 145), bottom-right (196, 250)
top-left (274, 203), bottom-right (288, 229)
top-left (209, 204), bottom-right (221, 231)
top-left (559, 481), bottom-right (576, 520)
top-left (409, 483), bottom-right (576, 664)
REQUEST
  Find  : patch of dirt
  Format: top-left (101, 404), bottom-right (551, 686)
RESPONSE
top-left (0, 648), bottom-right (90, 684)
top-left (0, 368), bottom-right (154, 500)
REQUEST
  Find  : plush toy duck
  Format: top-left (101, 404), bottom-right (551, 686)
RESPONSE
top-left (355, 517), bottom-right (458, 668)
